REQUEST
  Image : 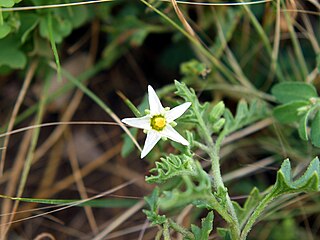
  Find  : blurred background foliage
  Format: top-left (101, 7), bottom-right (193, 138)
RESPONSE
top-left (0, 0), bottom-right (319, 239)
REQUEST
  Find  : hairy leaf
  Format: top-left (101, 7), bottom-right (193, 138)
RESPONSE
top-left (273, 157), bottom-right (320, 196)
top-left (224, 99), bottom-right (267, 134)
top-left (273, 101), bottom-right (309, 124)
top-left (233, 187), bottom-right (263, 227)
top-left (311, 111), bottom-right (320, 147)
top-left (159, 162), bottom-right (213, 210)
top-left (271, 82), bottom-right (317, 104)
top-left (191, 211), bottom-right (214, 240)
top-left (146, 154), bottom-right (196, 184)
top-left (174, 80), bottom-right (209, 120)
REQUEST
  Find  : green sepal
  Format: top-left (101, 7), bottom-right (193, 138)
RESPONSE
top-left (271, 82), bottom-right (318, 104)
top-left (191, 211), bottom-right (214, 240)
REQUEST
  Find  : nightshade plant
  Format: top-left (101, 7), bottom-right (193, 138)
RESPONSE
top-left (124, 81), bottom-right (320, 240)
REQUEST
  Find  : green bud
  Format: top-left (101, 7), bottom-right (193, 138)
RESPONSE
top-left (209, 101), bottom-right (225, 122)
top-left (212, 118), bottom-right (225, 133)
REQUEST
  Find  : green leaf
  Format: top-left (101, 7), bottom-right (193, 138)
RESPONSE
top-left (273, 101), bottom-right (309, 124)
top-left (144, 187), bottom-right (160, 212)
top-left (191, 211), bottom-right (214, 240)
top-left (159, 162), bottom-right (213, 210)
top-left (233, 187), bottom-right (263, 227)
top-left (273, 157), bottom-right (320, 196)
top-left (0, 0), bottom-right (15, 7)
top-left (143, 188), bottom-right (167, 225)
top-left (39, 15), bottom-right (72, 43)
top-left (224, 99), bottom-right (267, 134)
top-left (298, 108), bottom-right (313, 141)
top-left (19, 13), bottom-right (39, 43)
top-left (0, 23), bottom-right (11, 39)
top-left (0, 36), bottom-right (26, 69)
top-left (175, 81), bottom-right (208, 115)
top-left (235, 99), bottom-right (248, 121)
top-left (217, 228), bottom-right (232, 240)
top-left (146, 153), bottom-right (196, 184)
top-left (311, 111), bottom-right (320, 147)
top-left (271, 82), bottom-right (317, 104)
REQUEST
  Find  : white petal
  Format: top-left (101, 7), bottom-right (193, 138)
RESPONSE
top-left (166, 102), bottom-right (191, 122)
top-left (160, 125), bottom-right (189, 145)
top-left (148, 85), bottom-right (164, 115)
top-left (122, 116), bottom-right (151, 130)
top-left (141, 131), bottom-right (161, 158)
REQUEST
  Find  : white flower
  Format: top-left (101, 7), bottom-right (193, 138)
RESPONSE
top-left (122, 85), bottom-right (191, 158)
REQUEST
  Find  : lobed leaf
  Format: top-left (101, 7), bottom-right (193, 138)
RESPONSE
top-left (174, 81), bottom-right (209, 119)
top-left (224, 99), bottom-right (267, 135)
top-left (146, 154), bottom-right (196, 184)
top-left (159, 162), bottom-right (213, 210)
top-left (273, 157), bottom-right (320, 196)
top-left (191, 211), bottom-right (214, 240)
top-left (233, 187), bottom-right (263, 227)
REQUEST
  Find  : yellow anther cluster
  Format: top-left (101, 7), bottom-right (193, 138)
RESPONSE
top-left (150, 115), bottom-right (166, 131)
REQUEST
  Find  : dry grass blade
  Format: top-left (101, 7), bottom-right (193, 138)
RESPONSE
top-left (170, 0), bottom-right (197, 38)
top-left (0, 121), bottom-right (119, 139)
top-left (92, 200), bottom-right (145, 240)
top-left (1, 0), bottom-right (273, 12)
top-left (66, 129), bottom-right (99, 234)
top-left (1, 77), bottom-right (49, 239)
top-left (0, 130), bottom-right (33, 236)
top-left (0, 60), bottom-right (38, 176)
top-left (222, 156), bottom-right (276, 182)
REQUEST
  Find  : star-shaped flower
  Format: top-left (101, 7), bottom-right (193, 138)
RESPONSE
top-left (122, 85), bottom-right (191, 158)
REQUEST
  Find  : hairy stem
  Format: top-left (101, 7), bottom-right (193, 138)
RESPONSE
top-left (240, 190), bottom-right (276, 240)
top-left (190, 104), bottom-right (240, 237)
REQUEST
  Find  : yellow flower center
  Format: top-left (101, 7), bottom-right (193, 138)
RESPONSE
top-left (150, 115), bottom-right (166, 131)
